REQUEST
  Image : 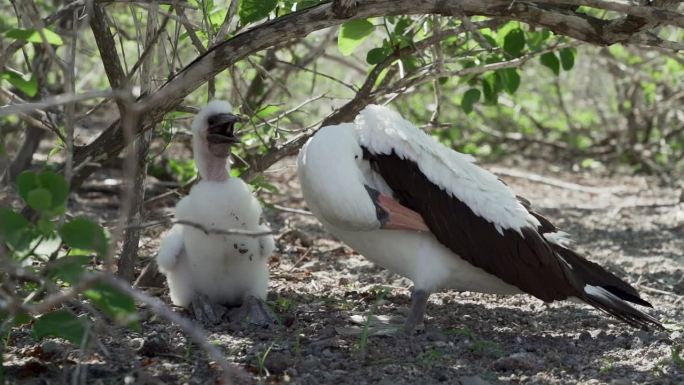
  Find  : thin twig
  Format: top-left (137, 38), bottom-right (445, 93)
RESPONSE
top-left (489, 166), bottom-right (624, 195)
top-left (124, 218), bottom-right (275, 237)
top-left (0, 90), bottom-right (124, 116)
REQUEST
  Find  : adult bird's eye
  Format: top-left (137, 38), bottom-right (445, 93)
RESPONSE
top-left (354, 155), bottom-right (359, 159)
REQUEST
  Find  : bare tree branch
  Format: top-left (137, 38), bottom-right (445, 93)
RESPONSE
top-left (68, 0), bottom-right (684, 187)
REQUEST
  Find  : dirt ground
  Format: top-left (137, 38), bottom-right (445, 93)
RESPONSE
top-left (4, 157), bottom-right (684, 385)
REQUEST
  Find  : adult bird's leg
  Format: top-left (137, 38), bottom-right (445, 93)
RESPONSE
top-left (190, 294), bottom-right (227, 325)
top-left (404, 289), bottom-right (429, 333)
top-left (228, 296), bottom-right (276, 327)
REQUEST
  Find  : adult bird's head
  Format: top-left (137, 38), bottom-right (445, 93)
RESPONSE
top-left (191, 100), bottom-right (241, 181)
top-left (297, 123), bottom-right (428, 232)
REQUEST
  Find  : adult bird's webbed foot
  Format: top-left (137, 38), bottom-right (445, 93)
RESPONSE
top-left (404, 289), bottom-right (429, 334)
top-left (228, 296), bottom-right (276, 327)
top-left (190, 294), bottom-right (227, 325)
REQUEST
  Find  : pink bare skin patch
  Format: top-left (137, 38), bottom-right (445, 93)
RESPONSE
top-left (376, 193), bottom-right (430, 232)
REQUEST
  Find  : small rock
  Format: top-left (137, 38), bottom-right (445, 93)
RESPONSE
top-left (430, 366), bottom-right (449, 382)
top-left (654, 331), bottom-right (670, 344)
top-left (39, 340), bottom-right (65, 360)
top-left (137, 332), bottom-right (170, 357)
top-left (634, 330), bottom-right (653, 344)
top-left (576, 331), bottom-right (591, 341)
top-left (426, 329), bottom-right (446, 342)
top-left (615, 336), bottom-right (630, 349)
top-left (264, 351), bottom-right (294, 374)
top-left (129, 337), bottom-right (144, 350)
top-left (459, 375), bottom-right (492, 385)
top-left (632, 339), bottom-right (643, 349)
top-left (377, 379), bottom-right (395, 385)
top-left (610, 378), bottom-right (632, 385)
top-left (299, 355), bottom-right (320, 371)
top-left (322, 348), bottom-right (334, 358)
top-left (493, 352), bottom-right (543, 372)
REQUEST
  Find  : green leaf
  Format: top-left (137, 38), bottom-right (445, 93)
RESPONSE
top-left (479, 33), bottom-right (497, 50)
top-left (38, 171), bottom-right (69, 209)
top-left (575, 135), bottom-right (592, 150)
top-left (366, 47), bottom-right (388, 65)
top-left (498, 68), bottom-right (521, 94)
top-left (27, 188), bottom-right (52, 212)
top-left (36, 217), bottom-right (55, 236)
top-left (540, 52), bottom-right (560, 75)
top-left (16, 171), bottom-right (69, 214)
top-left (238, 0), bottom-right (277, 25)
top-left (294, 0), bottom-right (322, 10)
top-left (16, 171), bottom-right (40, 203)
top-left (503, 28), bottom-right (525, 58)
top-left (0, 208), bottom-right (33, 250)
top-left (401, 56), bottom-right (420, 72)
top-left (394, 17), bottom-right (411, 36)
top-left (209, 8), bottom-right (228, 32)
top-left (5, 28), bottom-right (64, 45)
top-left (250, 174), bottom-right (280, 193)
top-left (526, 29), bottom-right (551, 50)
top-left (48, 255), bottom-right (91, 284)
top-left (85, 283), bottom-right (138, 328)
top-left (0, 70), bottom-right (38, 97)
top-left (59, 218), bottom-right (108, 256)
top-left (33, 310), bottom-right (90, 344)
top-left (559, 47), bottom-right (575, 71)
top-left (461, 88), bottom-right (481, 114)
top-left (489, 71), bottom-right (505, 93)
top-left (481, 76), bottom-right (498, 105)
top-left (254, 105), bottom-right (280, 119)
top-left (338, 19), bottom-right (374, 56)
top-left (40, 29), bottom-right (64, 45)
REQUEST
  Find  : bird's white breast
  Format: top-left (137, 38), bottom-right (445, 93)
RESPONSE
top-left (175, 178), bottom-right (273, 304)
top-left (322, 218), bottom-right (521, 295)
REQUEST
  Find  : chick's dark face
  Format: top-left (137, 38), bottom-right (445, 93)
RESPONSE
top-left (206, 113), bottom-right (241, 157)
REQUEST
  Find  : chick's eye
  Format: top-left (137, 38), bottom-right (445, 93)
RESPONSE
top-left (354, 155), bottom-right (359, 159)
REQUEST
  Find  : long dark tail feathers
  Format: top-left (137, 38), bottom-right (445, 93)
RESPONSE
top-left (602, 285), bottom-right (653, 308)
top-left (551, 245), bottom-right (662, 330)
top-left (582, 285), bottom-right (663, 330)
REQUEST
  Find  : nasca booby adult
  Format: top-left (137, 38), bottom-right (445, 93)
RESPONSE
top-left (157, 100), bottom-right (275, 325)
top-left (297, 104), bottom-right (662, 333)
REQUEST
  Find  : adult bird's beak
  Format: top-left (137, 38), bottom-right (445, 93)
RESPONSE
top-left (365, 186), bottom-right (430, 232)
top-left (207, 113), bottom-right (241, 144)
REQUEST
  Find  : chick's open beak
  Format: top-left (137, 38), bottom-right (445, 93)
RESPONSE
top-left (207, 113), bottom-right (241, 144)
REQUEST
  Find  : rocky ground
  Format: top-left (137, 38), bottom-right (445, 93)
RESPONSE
top-left (4, 157), bottom-right (683, 385)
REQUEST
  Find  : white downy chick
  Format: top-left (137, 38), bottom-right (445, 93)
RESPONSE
top-left (157, 100), bottom-right (275, 325)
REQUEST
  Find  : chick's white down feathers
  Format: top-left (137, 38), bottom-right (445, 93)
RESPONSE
top-left (156, 101), bottom-right (274, 308)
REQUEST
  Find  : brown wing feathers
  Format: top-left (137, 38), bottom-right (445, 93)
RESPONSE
top-left (366, 150), bottom-right (576, 302)
top-left (365, 149), bottom-right (661, 329)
